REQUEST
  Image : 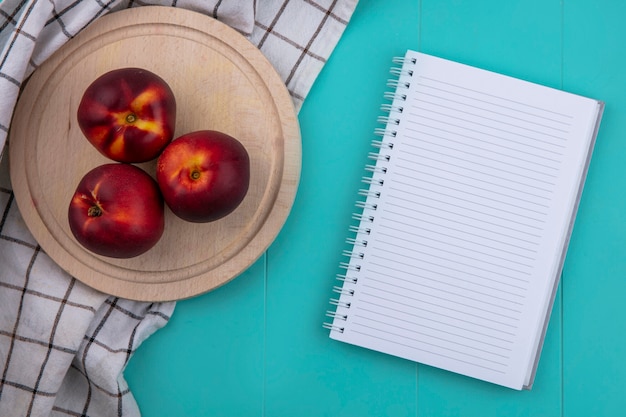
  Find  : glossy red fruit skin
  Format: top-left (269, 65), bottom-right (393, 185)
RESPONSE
top-left (77, 67), bottom-right (176, 163)
top-left (156, 130), bottom-right (251, 223)
top-left (68, 163), bottom-right (165, 258)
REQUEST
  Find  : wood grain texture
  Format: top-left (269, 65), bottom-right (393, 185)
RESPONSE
top-left (8, 6), bottom-right (301, 301)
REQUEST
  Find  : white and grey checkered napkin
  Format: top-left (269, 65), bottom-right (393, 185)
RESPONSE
top-left (0, 1), bottom-right (358, 416)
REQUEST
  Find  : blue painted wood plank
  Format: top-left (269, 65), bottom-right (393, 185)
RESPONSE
top-left (125, 259), bottom-right (266, 416)
top-left (562, 1), bottom-right (626, 416)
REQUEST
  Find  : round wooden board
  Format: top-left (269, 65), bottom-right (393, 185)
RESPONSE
top-left (8, 6), bottom-right (301, 301)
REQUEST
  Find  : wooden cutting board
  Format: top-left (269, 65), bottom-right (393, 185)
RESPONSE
top-left (8, 6), bottom-right (301, 301)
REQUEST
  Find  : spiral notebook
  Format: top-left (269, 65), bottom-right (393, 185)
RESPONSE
top-left (324, 50), bottom-right (604, 390)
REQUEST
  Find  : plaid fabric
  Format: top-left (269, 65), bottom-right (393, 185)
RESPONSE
top-left (0, 153), bottom-right (176, 416)
top-left (251, 0), bottom-right (357, 106)
top-left (0, 1), bottom-right (358, 416)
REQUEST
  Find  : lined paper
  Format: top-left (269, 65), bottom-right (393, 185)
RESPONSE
top-left (329, 51), bottom-right (603, 390)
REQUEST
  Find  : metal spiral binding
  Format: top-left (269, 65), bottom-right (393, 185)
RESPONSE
top-left (368, 151), bottom-right (391, 162)
top-left (329, 298), bottom-right (351, 309)
top-left (358, 188), bottom-right (381, 198)
top-left (371, 140), bottom-right (394, 150)
top-left (326, 310), bottom-right (348, 321)
top-left (339, 261), bottom-right (361, 272)
top-left (322, 323), bottom-right (345, 332)
top-left (352, 212), bottom-right (375, 222)
top-left (346, 237), bottom-right (368, 247)
top-left (324, 54), bottom-right (416, 334)
top-left (387, 78), bottom-right (411, 90)
top-left (380, 103), bottom-right (404, 114)
top-left (348, 225), bottom-right (371, 235)
top-left (325, 309), bottom-right (348, 333)
top-left (355, 201), bottom-right (378, 211)
top-left (362, 176), bottom-right (384, 186)
top-left (333, 285), bottom-right (355, 296)
top-left (342, 249), bottom-right (364, 259)
top-left (392, 56), bottom-right (417, 65)
top-left (383, 91), bottom-right (407, 101)
top-left (377, 115), bottom-right (401, 126)
top-left (364, 164), bottom-right (387, 174)
top-left (389, 66), bottom-right (414, 77)
top-left (335, 273), bottom-right (358, 284)
top-left (374, 127), bottom-right (397, 139)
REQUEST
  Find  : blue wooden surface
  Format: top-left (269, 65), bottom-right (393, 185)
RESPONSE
top-left (124, 1), bottom-right (626, 415)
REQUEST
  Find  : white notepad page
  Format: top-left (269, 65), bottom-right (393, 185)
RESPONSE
top-left (328, 50), bottom-right (603, 390)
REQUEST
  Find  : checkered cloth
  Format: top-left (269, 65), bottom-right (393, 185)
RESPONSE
top-left (0, 1), bottom-right (358, 416)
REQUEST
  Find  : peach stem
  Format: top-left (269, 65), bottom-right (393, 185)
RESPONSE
top-left (87, 206), bottom-right (102, 217)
